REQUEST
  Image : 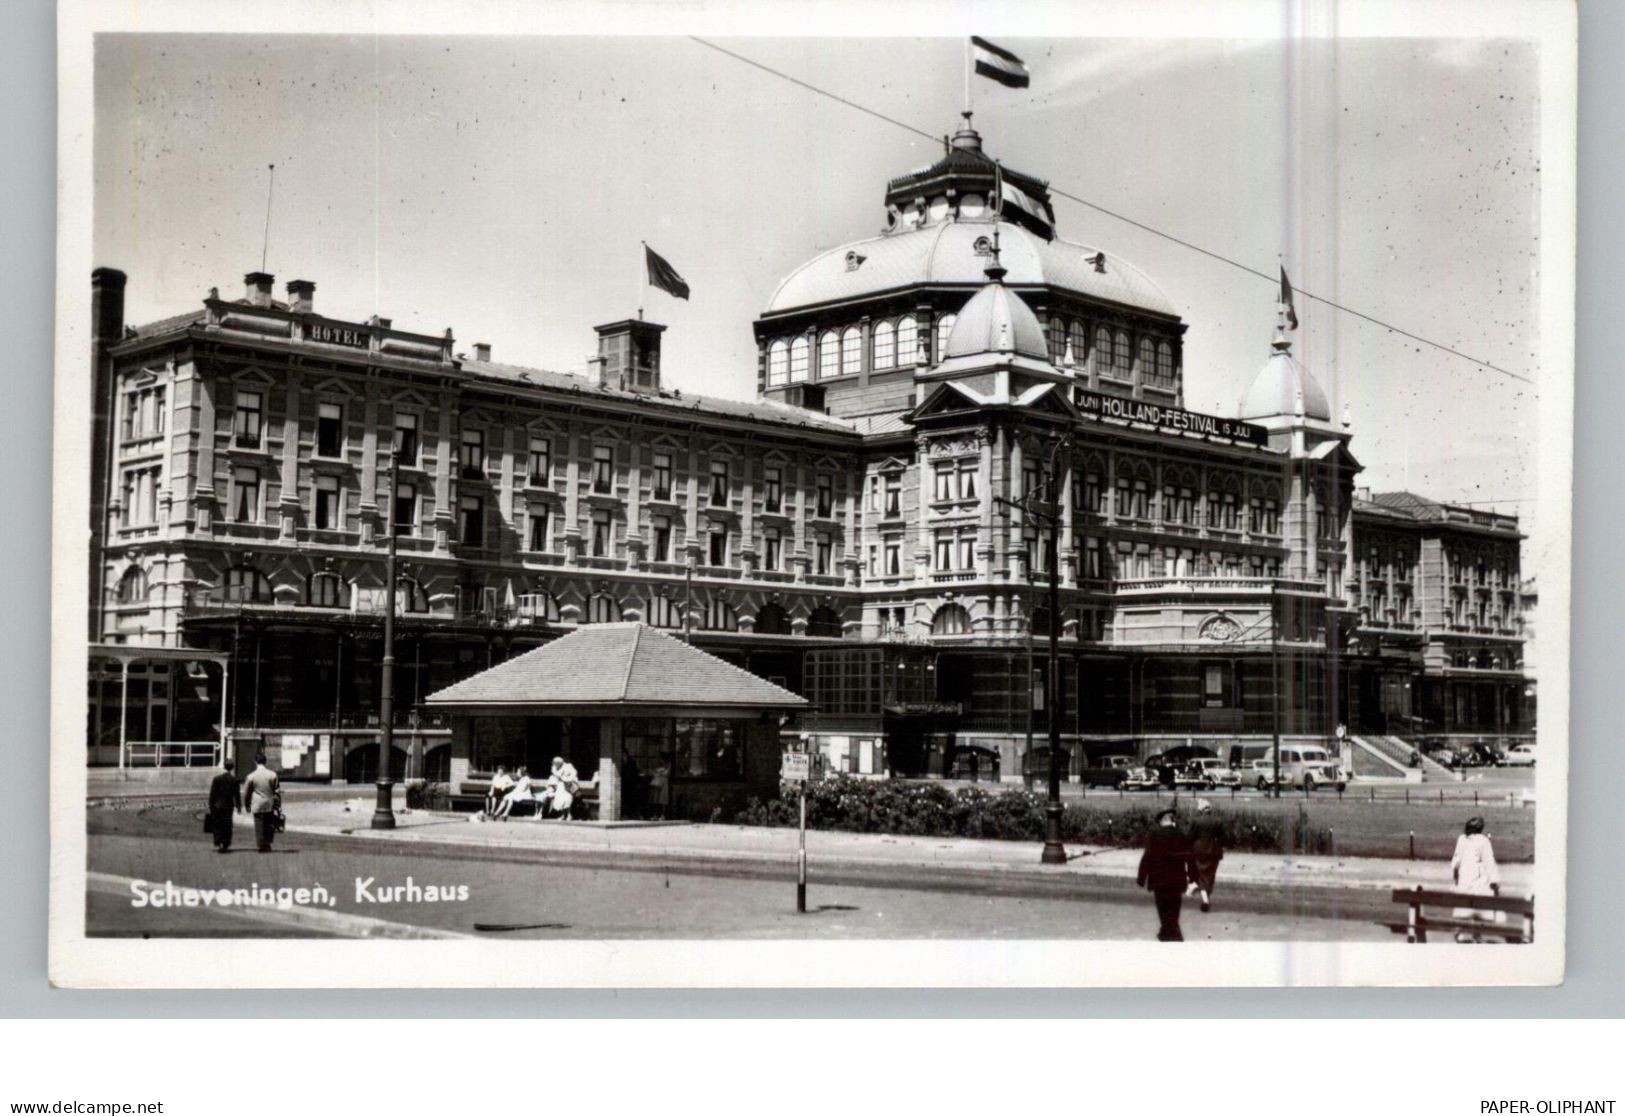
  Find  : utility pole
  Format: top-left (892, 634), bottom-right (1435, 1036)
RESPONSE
top-left (372, 446), bottom-right (400, 829)
top-left (996, 431), bottom-right (1071, 864)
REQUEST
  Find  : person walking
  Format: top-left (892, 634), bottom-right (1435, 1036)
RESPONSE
top-left (242, 752), bottom-right (281, 853)
top-left (1137, 808), bottom-right (1197, 942)
top-left (1450, 815), bottom-right (1502, 942)
top-left (1189, 798), bottom-right (1225, 913)
top-left (206, 758), bottom-right (243, 853)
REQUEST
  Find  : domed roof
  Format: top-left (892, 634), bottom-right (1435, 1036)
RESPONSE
top-left (943, 277), bottom-right (1049, 361)
top-left (1239, 335), bottom-right (1332, 422)
top-left (763, 220), bottom-right (1179, 318)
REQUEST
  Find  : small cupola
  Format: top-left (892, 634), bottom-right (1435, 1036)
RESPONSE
top-left (592, 318), bottom-right (666, 394)
top-left (940, 238), bottom-right (1048, 361)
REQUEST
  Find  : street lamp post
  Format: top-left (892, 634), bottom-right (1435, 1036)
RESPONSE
top-left (372, 447), bottom-right (400, 830)
top-left (997, 432), bottom-right (1070, 865)
top-left (1270, 580), bottom-right (1282, 799)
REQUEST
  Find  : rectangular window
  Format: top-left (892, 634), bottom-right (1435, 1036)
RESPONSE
top-left (708, 528), bottom-right (728, 567)
top-left (1203, 663), bottom-right (1229, 707)
top-left (955, 535), bottom-right (973, 571)
top-left (763, 527), bottom-right (781, 571)
top-left (934, 531), bottom-right (953, 571)
top-left (933, 465), bottom-right (955, 502)
top-left (815, 533), bottom-right (833, 575)
top-left (527, 437), bottom-right (550, 486)
top-left (763, 467), bottom-right (782, 513)
top-left (959, 462), bottom-right (979, 502)
top-left (884, 474), bottom-right (901, 518)
top-left (528, 506), bottom-right (549, 552)
top-left (459, 495), bottom-right (483, 547)
top-left (593, 446), bottom-right (614, 494)
top-left (460, 428), bottom-right (484, 477)
top-left (652, 453), bottom-right (673, 501)
top-left (867, 545), bottom-right (877, 577)
top-left (885, 541), bottom-right (901, 577)
top-left (120, 393), bottom-right (135, 441)
top-left (393, 482), bottom-right (416, 536)
top-left (1083, 537), bottom-right (1102, 579)
top-left (1023, 463), bottom-right (1041, 499)
top-left (652, 516), bottom-right (672, 562)
top-left (710, 461), bottom-right (730, 507)
top-left (592, 510), bottom-right (611, 557)
top-left (395, 412), bottom-right (418, 466)
top-left (314, 474), bottom-right (341, 530)
top-left (1133, 479), bottom-right (1150, 520)
top-left (232, 467), bottom-right (259, 524)
top-left (234, 390), bottom-right (263, 448)
top-left (868, 475), bottom-right (880, 512)
top-left (816, 474), bottom-right (834, 518)
top-left (316, 402), bottom-right (344, 458)
top-left (1116, 478), bottom-right (1132, 518)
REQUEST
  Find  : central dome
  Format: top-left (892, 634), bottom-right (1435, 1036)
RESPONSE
top-left (762, 220), bottom-right (1178, 319)
top-left (943, 278), bottom-right (1049, 361)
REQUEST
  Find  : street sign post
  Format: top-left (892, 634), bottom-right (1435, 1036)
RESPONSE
top-left (781, 753), bottom-right (810, 912)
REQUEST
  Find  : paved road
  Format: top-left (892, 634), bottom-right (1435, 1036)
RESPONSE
top-left (86, 803), bottom-right (1391, 942)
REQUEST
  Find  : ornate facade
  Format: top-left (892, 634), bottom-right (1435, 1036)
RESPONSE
top-left (88, 119), bottom-right (1529, 784)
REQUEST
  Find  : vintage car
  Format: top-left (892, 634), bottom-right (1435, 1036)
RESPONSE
top-left (1119, 766), bottom-right (1164, 791)
top-left (1504, 743), bottom-right (1537, 767)
top-left (1174, 758), bottom-right (1242, 790)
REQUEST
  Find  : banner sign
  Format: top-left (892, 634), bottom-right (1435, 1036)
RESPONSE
top-left (1077, 389), bottom-right (1268, 446)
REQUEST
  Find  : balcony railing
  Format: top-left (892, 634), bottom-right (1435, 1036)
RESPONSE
top-left (1113, 576), bottom-right (1320, 594)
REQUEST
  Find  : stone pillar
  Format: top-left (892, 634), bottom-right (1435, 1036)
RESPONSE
top-left (1059, 456), bottom-right (1075, 588)
top-left (360, 385), bottom-right (379, 542)
top-left (279, 371), bottom-right (302, 538)
top-left (498, 424), bottom-right (516, 560)
top-left (978, 432), bottom-right (994, 580)
top-left (1007, 436), bottom-right (1023, 580)
top-left (597, 718), bottom-right (622, 822)
top-left (433, 392), bottom-right (454, 553)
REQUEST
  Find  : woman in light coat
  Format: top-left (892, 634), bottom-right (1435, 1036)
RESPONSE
top-left (1450, 815), bottom-right (1501, 942)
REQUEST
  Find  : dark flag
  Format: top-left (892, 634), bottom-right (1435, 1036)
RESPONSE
top-left (1279, 266), bottom-right (1300, 330)
top-left (645, 244), bottom-right (690, 301)
top-left (972, 37), bottom-right (1030, 89)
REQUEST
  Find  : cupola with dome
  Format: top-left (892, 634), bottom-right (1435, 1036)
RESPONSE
top-left (752, 116), bottom-right (1189, 419)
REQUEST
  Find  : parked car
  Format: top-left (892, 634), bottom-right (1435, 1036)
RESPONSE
top-left (1504, 743), bottom-right (1537, 767)
top-left (1175, 757), bottom-right (1241, 790)
top-left (1251, 747), bottom-right (1347, 792)
top-left (1080, 755), bottom-right (1137, 788)
top-left (1120, 766), bottom-right (1163, 791)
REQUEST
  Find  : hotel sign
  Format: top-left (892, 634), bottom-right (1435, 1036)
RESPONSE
top-left (308, 322), bottom-right (372, 349)
top-left (1077, 389), bottom-right (1267, 447)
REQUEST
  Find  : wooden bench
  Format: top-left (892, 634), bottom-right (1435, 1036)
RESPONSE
top-left (453, 774), bottom-right (600, 820)
top-left (1383, 886), bottom-right (1535, 943)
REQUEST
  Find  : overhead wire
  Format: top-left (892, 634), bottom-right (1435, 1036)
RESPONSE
top-left (688, 35), bottom-right (1535, 387)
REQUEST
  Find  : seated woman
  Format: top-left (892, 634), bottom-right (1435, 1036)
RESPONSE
top-left (491, 766), bottom-right (532, 821)
top-left (484, 765), bottom-right (514, 817)
top-left (537, 756), bottom-right (580, 820)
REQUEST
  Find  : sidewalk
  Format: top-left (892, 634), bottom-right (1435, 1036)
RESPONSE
top-left (264, 796), bottom-right (1536, 898)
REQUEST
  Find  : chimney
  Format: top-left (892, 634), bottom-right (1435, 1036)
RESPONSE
top-left (244, 271), bottom-right (275, 308)
top-left (91, 268), bottom-right (127, 353)
top-left (286, 279), bottom-right (315, 314)
top-left (473, 342), bottom-right (492, 362)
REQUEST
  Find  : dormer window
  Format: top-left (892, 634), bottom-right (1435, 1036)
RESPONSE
top-left (973, 236), bottom-right (994, 257)
top-left (844, 251), bottom-right (866, 272)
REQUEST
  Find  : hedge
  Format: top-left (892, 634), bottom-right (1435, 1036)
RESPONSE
top-left (729, 777), bottom-right (1331, 855)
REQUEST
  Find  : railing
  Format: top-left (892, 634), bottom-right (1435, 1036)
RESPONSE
top-left (1113, 576), bottom-right (1321, 594)
top-left (126, 741), bottom-right (219, 767)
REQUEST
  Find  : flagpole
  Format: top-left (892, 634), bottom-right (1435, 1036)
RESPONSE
top-left (964, 36), bottom-right (972, 118)
top-left (637, 240), bottom-right (645, 321)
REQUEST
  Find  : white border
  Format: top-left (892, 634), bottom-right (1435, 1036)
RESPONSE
top-left (49, 0), bottom-right (1575, 989)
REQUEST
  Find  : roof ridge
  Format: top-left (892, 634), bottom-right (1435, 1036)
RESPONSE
top-left (618, 625), bottom-right (642, 702)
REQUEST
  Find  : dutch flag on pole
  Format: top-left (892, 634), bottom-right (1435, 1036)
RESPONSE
top-left (972, 37), bottom-right (1030, 89)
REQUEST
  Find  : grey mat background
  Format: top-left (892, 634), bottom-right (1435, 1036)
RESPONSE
top-left (2, 1), bottom-right (1617, 1016)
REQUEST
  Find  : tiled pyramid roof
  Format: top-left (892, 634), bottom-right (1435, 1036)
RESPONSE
top-left (426, 623), bottom-right (809, 711)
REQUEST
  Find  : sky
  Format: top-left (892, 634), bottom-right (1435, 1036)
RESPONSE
top-left (93, 33), bottom-right (1542, 530)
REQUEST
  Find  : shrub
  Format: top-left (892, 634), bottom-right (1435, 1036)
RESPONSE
top-left (728, 777), bottom-right (1333, 854)
top-left (405, 780), bottom-right (452, 811)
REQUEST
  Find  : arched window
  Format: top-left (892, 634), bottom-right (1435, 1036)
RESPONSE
top-left (840, 326), bottom-right (862, 377)
top-left (518, 590), bottom-right (558, 623)
top-left (895, 315), bottom-right (918, 367)
top-left (930, 603), bottom-right (972, 636)
top-left (116, 566), bottom-right (148, 605)
top-left (806, 606), bottom-right (843, 638)
top-left (1137, 337), bottom-right (1156, 380)
top-left (397, 577), bottom-right (429, 614)
top-left (307, 572), bottom-right (349, 609)
top-left (224, 564), bottom-right (272, 604)
top-left (1068, 320), bottom-right (1088, 366)
top-left (788, 336), bottom-right (811, 383)
top-left (1156, 341), bottom-right (1175, 386)
top-left (1047, 317), bottom-right (1067, 364)
top-left (872, 320), bottom-right (896, 370)
top-left (755, 602), bottom-right (791, 635)
top-left (586, 595), bottom-right (621, 624)
top-left (818, 330), bottom-right (840, 380)
top-left (767, 340), bottom-right (789, 388)
top-left (646, 596), bottom-right (681, 629)
top-left (1094, 327), bottom-right (1115, 376)
top-left (935, 314), bottom-right (957, 363)
top-left (1114, 331), bottom-right (1132, 375)
top-left (1030, 606), bottom-right (1053, 637)
top-left (701, 598), bottom-right (737, 632)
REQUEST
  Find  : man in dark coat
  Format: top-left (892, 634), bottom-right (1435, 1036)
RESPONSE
top-left (1137, 808), bottom-right (1197, 941)
top-left (207, 758), bottom-right (243, 853)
